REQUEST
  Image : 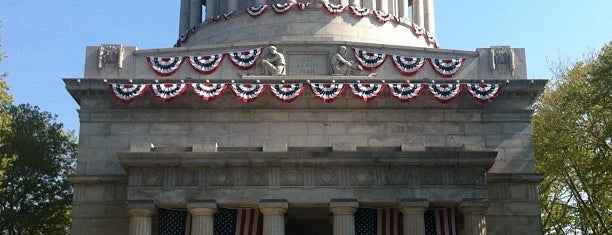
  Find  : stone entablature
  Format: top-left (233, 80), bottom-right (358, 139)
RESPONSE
top-left (84, 43), bottom-right (527, 81)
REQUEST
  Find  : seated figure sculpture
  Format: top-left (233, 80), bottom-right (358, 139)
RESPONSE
top-left (330, 46), bottom-right (364, 75)
top-left (260, 46), bottom-right (286, 76)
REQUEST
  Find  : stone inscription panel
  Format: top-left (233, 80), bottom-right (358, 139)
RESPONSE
top-left (288, 51), bottom-right (329, 76)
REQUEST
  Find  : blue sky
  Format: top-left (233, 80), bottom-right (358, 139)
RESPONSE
top-left (0, 1), bottom-right (610, 133)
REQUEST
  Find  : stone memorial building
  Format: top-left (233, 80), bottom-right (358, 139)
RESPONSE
top-left (65, 0), bottom-right (546, 234)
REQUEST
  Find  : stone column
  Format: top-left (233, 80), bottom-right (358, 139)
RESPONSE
top-left (190, 0), bottom-right (203, 27)
top-left (206, 0), bottom-right (217, 19)
top-left (188, 200), bottom-right (218, 235)
top-left (128, 201), bottom-right (155, 235)
top-left (399, 199), bottom-right (429, 235)
top-left (424, 0), bottom-right (435, 37)
top-left (179, 0), bottom-right (191, 35)
top-left (259, 199), bottom-right (288, 235)
top-left (363, 0), bottom-right (376, 10)
top-left (387, 0), bottom-right (397, 15)
top-left (228, 0), bottom-right (239, 11)
top-left (254, 0), bottom-right (266, 6)
top-left (459, 199), bottom-right (490, 235)
top-left (378, 0), bottom-right (389, 12)
top-left (349, 0), bottom-right (360, 7)
top-left (412, 0), bottom-right (425, 27)
top-left (329, 199), bottom-right (359, 235)
top-left (398, 0), bottom-right (409, 18)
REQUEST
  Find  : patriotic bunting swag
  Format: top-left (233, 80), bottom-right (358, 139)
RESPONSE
top-left (426, 32), bottom-right (438, 47)
top-left (412, 23), bottom-right (425, 36)
top-left (430, 58), bottom-right (465, 78)
top-left (323, 3), bottom-right (346, 14)
top-left (110, 83), bottom-right (149, 103)
top-left (297, 2), bottom-right (312, 10)
top-left (349, 5), bottom-right (370, 17)
top-left (191, 83), bottom-right (227, 101)
top-left (391, 56), bottom-right (427, 76)
top-left (349, 83), bottom-right (385, 102)
top-left (212, 15), bottom-right (223, 22)
top-left (109, 82), bottom-right (501, 104)
top-left (428, 83), bottom-right (462, 103)
top-left (223, 11), bottom-right (234, 20)
top-left (271, 3), bottom-right (295, 14)
top-left (270, 83), bottom-right (305, 103)
top-left (187, 54), bottom-right (224, 75)
top-left (246, 5), bottom-right (269, 17)
top-left (231, 83), bottom-right (266, 103)
top-left (228, 48), bottom-right (263, 70)
top-left (464, 83), bottom-right (501, 103)
top-left (310, 83), bottom-right (345, 103)
top-left (387, 83), bottom-right (425, 103)
top-left (374, 10), bottom-right (393, 23)
top-left (147, 56), bottom-right (184, 77)
top-left (353, 48), bottom-right (388, 71)
top-left (151, 83), bottom-right (188, 102)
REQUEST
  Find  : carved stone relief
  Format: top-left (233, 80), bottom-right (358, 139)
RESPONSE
top-left (287, 51), bottom-right (329, 76)
top-left (490, 46), bottom-right (515, 76)
top-left (98, 44), bottom-right (124, 69)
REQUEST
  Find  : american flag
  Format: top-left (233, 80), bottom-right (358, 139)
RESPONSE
top-left (424, 208), bottom-right (456, 235)
top-left (159, 208), bottom-right (190, 235)
top-left (355, 208), bottom-right (402, 235)
top-left (214, 209), bottom-right (262, 235)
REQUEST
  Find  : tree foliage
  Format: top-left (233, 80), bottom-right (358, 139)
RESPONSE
top-left (534, 42), bottom-right (612, 235)
top-left (0, 104), bottom-right (77, 235)
top-left (0, 24), bottom-right (76, 235)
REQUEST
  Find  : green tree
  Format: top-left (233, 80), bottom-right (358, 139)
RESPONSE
top-left (0, 104), bottom-right (77, 235)
top-left (534, 43), bottom-right (612, 235)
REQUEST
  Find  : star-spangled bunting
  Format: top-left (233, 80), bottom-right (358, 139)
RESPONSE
top-left (425, 208), bottom-right (457, 235)
top-left (349, 5), bottom-right (370, 17)
top-left (353, 48), bottom-right (388, 71)
top-left (271, 3), bottom-right (296, 14)
top-left (323, 3), bottom-right (346, 14)
top-left (227, 48), bottom-right (263, 70)
top-left (374, 10), bottom-right (393, 23)
top-left (430, 58), bottom-right (465, 78)
top-left (187, 53), bottom-right (224, 75)
top-left (147, 56), bottom-right (184, 77)
top-left (390, 56), bottom-right (427, 76)
top-left (109, 82), bottom-right (502, 104)
top-left (246, 5), bottom-right (269, 17)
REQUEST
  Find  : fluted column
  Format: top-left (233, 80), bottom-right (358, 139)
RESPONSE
top-left (330, 199), bottom-right (359, 235)
top-left (206, 0), bottom-right (217, 19)
top-left (398, 0), bottom-right (409, 18)
top-left (363, 0), bottom-right (375, 9)
top-left (260, 199), bottom-right (288, 235)
top-left (128, 201), bottom-right (155, 235)
top-left (179, 0), bottom-right (191, 35)
top-left (424, 0), bottom-right (435, 37)
top-left (378, 0), bottom-right (389, 12)
top-left (399, 199), bottom-right (429, 235)
top-left (188, 200), bottom-right (218, 235)
top-left (190, 0), bottom-right (203, 27)
top-left (459, 199), bottom-right (490, 235)
top-left (349, 0), bottom-right (360, 7)
top-left (387, 0), bottom-right (398, 15)
top-left (412, 0), bottom-right (425, 27)
top-left (228, 0), bottom-right (239, 11)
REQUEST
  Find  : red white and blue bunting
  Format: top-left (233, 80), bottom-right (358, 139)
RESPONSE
top-left (428, 83), bottom-right (462, 103)
top-left (227, 48), bottom-right (263, 70)
top-left (411, 23), bottom-right (425, 37)
top-left (246, 5), bottom-right (269, 17)
top-left (430, 58), bottom-right (465, 78)
top-left (187, 54), bottom-right (224, 75)
top-left (110, 83), bottom-right (149, 103)
top-left (297, 2), bottom-right (312, 10)
top-left (323, 3), bottom-right (346, 14)
top-left (271, 3), bottom-right (296, 14)
top-left (353, 48), bottom-right (388, 71)
top-left (374, 10), bottom-right (393, 23)
top-left (387, 83), bottom-right (425, 103)
top-left (151, 83), bottom-right (188, 102)
top-left (109, 82), bottom-right (502, 104)
top-left (223, 11), bottom-right (234, 20)
top-left (270, 83), bottom-right (305, 103)
top-left (390, 56), bottom-right (428, 76)
top-left (348, 83), bottom-right (384, 102)
top-left (349, 5), bottom-right (370, 17)
top-left (212, 15), bottom-right (223, 22)
top-left (147, 56), bottom-right (184, 77)
top-left (464, 83), bottom-right (501, 103)
top-left (231, 83), bottom-right (266, 103)
top-left (426, 31), bottom-right (438, 47)
top-left (310, 83), bottom-right (345, 103)
top-left (191, 83), bottom-right (227, 101)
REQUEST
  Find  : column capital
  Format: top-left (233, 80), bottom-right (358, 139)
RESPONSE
top-left (127, 200), bottom-right (156, 216)
top-left (459, 198), bottom-right (490, 214)
top-left (259, 199), bottom-right (288, 216)
top-left (399, 198), bottom-right (429, 214)
top-left (329, 199), bottom-right (359, 215)
top-left (188, 200), bottom-right (218, 216)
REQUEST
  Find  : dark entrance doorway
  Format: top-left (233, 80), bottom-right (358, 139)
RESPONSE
top-left (286, 207), bottom-right (332, 235)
